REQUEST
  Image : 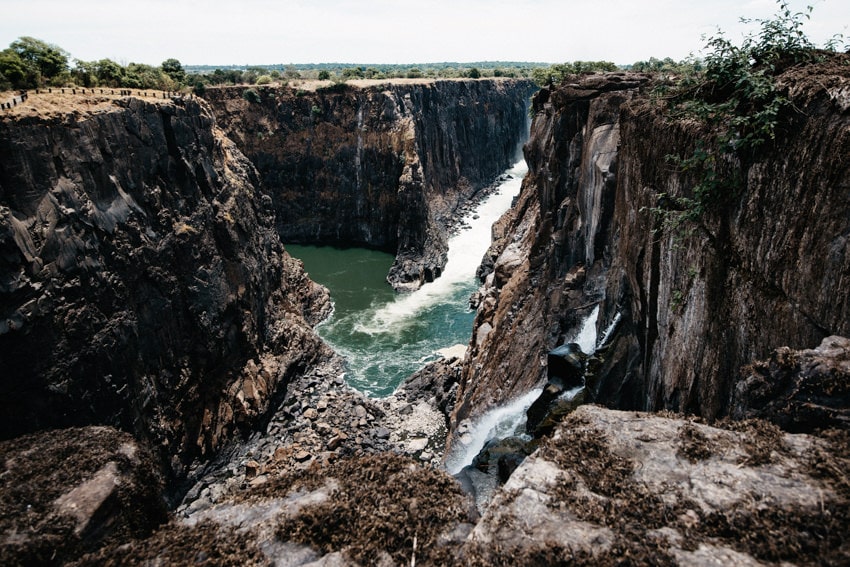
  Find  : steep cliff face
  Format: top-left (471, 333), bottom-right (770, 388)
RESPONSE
top-left (202, 79), bottom-right (534, 289)
top-left (0, 94), bottom-right (332, 476)
top-left (453, 56), bottom-right (849, 428)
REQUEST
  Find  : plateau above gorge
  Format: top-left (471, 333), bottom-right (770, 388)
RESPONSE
top-left (2, 57), bottom-right (849, 567)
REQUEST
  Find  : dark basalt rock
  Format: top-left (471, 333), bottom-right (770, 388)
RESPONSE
top-left (0, 426), bottom-right (167, 565)
top-left (732, 335), bottom-right (850, 432)
top-left (452, 56), bottom-right (850, 436)
top-left (526, 343), bottom-right (588, 436)
top-left (0, 96), bottom-right (332, 478)
top-left (201, 80), bottom-right (536, 290)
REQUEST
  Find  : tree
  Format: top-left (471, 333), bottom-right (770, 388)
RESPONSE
top-left (467, 67), bottom-right (481, 79)
top-left (0, 49), bottom-right (27, 89)
top-left (71, 59), bottom-right (98, 87)
top-left (317, 70), bottom-right (331, 80)
top-left (9, 36), bottom-right (69, 86)
top-left (161, 58), bottom-right (185, 85)
top-left (95, 58), bottom-right (124, 86)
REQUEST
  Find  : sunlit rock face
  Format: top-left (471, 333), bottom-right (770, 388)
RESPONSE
top-left (453, 57), bottom-right (850, 431)
top-left (201, 79), bottom-right (535, 290)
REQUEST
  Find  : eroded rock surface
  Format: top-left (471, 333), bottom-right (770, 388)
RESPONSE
top-left (464, 405), bottom-right (850, 566)
top-left (0, 95), bottom-right (332, 476)
top-left (0, 426), bottom-right (167, 566)
top-left (732, 335), bottom-right (850, 432)
top-left (49, 406), bottom-right (849, 566)
top-left (201, 80), bottom-right (535, 290)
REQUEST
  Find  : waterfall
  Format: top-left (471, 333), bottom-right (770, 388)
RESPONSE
top-left (355, 107), bottom-right (364, 199)
top-left (295, 160), bottom-right (527, 397)
top-left (444, 387), bottom-right (543, 475)
top-left (443, 306), bottom-right (601, 474)
top-left (355, 160), bottom-right (527, 335)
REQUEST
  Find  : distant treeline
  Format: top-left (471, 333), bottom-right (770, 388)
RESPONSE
top-left (1, 35), bottom-right (704, 94)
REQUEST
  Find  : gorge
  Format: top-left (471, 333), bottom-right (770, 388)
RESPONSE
top-left (1, 54), bottom-right (849, 566)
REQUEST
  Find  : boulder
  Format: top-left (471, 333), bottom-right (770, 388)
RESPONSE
top-left (0, 427), bottom-right (167, 565)
top-left (732, 335), bottom-right (850, 432)
top-left (465, 405), bottom-right (850, 565)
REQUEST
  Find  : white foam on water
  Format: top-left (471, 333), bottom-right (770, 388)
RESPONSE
top-left (355, 160), bottom-right (527, 335)
top-left (571, 305), bottom-right (600, 355)
top-left (444, 386), bottom-right (543, 475)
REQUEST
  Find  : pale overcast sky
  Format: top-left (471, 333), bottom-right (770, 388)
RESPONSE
top-left (1, 0), bottom-right (847, 66)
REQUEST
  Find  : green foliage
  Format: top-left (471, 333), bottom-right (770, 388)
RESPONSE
top-left (467, 67), bottom-right (481, 79)
top-left (630, 57), bottom-right (702, 75)
top-left (317, 70), bottom-right (331, 80)
top-left (406, 68), bottom-right (423, 79)
top-left (11, 37), bottom-right (69, 82)
top-left (242, 88), bottom-right (261, 103)
top-left (1, 36), bottom-right (69, 88)
top-left (342, 66), bottom-right (365, 79)
top-left (531, 60), bottom-right (618, 86)
top-left (654, 0), bottom-right (840, 229)
top-left (95, 58), bottom-right (124, 86)
top-left (0, 49), bottom-right (27, 88)
top-left (161, 58), bottom-right (186, 84)
top-left (71, 59), bottom-right (98, 87)
top-left (255, 74), bottom-right (273, 85)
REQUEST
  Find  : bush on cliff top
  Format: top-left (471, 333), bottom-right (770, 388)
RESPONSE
top-left (651, 0), bottom-right (846, 230)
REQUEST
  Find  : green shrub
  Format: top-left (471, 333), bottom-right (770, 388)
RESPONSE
top-left (653, 0), bottom-right (843, 228)
top-left (256, 74), bottom-right (273, 85)
top-left (242, 88), bottom-right (261, 103)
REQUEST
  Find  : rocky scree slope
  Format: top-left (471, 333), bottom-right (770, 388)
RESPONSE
top-left (0, 94), bottom-right (332, 478)
top-left (452, 57), bottom-right (850, 430)
top-left (201, 79), bottom-right (534, 290)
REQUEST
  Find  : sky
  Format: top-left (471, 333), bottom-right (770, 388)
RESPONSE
top-left (1, 0), bottom-right (847, 67)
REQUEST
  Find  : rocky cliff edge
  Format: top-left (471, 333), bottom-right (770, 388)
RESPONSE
top-left (0, 93), bottom-right (333, 478)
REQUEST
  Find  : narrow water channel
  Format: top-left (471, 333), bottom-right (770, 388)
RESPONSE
top-left (287, 160), bottom-right (527, 397)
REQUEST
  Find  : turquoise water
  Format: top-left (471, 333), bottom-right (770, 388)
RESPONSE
top-left (287, 161), bottom-right (527, 397)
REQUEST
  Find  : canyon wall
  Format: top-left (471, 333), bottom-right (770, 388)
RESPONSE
top-left (454, 57), bottom-right (850, 427)
top-left (201, 79), bottom-right (534, 289)
top-left (0, 95), bottom-right (332, 477)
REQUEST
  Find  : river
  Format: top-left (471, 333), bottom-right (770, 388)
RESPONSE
top-left (286, 160), bottom-right (527, 397)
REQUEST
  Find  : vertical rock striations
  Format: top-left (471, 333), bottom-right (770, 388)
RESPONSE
top-left (201, 79), bottom-right (535, 290)
top-left (453, 57), bottom-right (850, 431)
top-left (0, 95), bottom-right (332, 477)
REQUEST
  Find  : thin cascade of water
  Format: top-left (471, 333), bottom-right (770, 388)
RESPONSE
top-left (443, 306), bottom-right (601, 473)
top-left (445, 387), bottom-right (543, 475)
top-left (572, 305), bottom-right (600, 354)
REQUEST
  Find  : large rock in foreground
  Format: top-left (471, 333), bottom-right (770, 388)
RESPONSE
top-left (465, 405), bottom-right (850, 565)
top-left (732, 335), bottom-right (850, 432)
top-left (0, 426), bottom-right (167, 566)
